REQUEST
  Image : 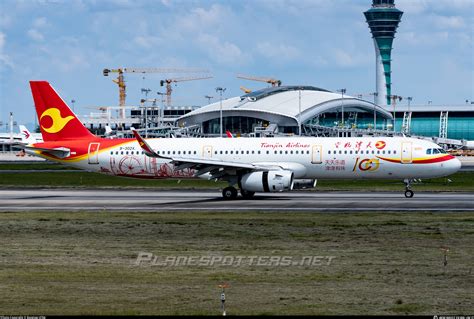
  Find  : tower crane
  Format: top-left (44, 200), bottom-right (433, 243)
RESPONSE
top-left (103, 67), bottom-right (209, 118)
top-left (160, 75), bottom-right (213, 107)
top-left (236, 74), bottom-right (282, 87)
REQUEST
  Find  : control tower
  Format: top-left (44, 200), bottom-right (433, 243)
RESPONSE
top-left (364, 0), bottom-right (403, 106)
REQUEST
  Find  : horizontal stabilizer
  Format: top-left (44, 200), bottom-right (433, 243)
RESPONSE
top-left (21, 145), bottom-right (70, 159)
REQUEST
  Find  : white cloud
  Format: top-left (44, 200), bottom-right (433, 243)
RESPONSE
top-left (33, 17), bottom-right (49, 28)
top-left (434, 15), bottom-right (465, 29)
top-left (256, 42), bottom-right (301, 61)
top-left (27, 29), bottom-right (44, 41)
top-left (0, 13), bottom-right (13, 28)
top-left (332, 49), bottom-right (355, 67)
top-left (196, 33), bottom-right (248, 64)
top-left (134, 35), bottom-right (163, 49)
top-left (0, 32), bottom-right (14, 69)
top-left (177, 4), bottom-right (230, 32)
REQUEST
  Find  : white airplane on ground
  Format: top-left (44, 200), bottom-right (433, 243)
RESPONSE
top-left (0, 125), bottom-right (43, 144)
top-left (19, 125), bottom-right (43, 144)
top-left (23, 81), bottom-right (461, 199)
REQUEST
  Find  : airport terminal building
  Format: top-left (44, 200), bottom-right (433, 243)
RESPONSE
top-left (178, 86), bottom-right (394, 137)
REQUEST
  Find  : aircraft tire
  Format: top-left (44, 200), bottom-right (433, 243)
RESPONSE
top-left (222, 187), bottom-right (238, 200)
top-left (404, 189), bottom-right (414, 198)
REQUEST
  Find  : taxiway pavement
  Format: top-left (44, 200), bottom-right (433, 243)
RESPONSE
top-left (0, 189), bottom-right (472, 212)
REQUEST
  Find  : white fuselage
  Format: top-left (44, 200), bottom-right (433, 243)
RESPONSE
top-left (63, 136), bottom-right (461, 180)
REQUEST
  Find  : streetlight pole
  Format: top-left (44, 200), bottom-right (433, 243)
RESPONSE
top-left (298, 89), bottom-right (302, 136)
top-left (370, 92), bottom-right (378, 130)
top-left (216, 87), bottom-right (226, 137)
top-left (337, 89), bottom-right (346, 128)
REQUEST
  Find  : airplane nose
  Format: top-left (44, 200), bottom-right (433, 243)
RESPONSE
top-left (449, 157), bottom-right (462, 173)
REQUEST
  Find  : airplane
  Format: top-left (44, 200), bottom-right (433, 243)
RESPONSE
top-left (0, 125), bottom-right (43, 144)
top-left (23, 81), bottom-right (461, 199)
top-left (19, 125), bottom-right (44, 144)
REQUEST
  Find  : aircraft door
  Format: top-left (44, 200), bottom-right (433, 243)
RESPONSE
top-left (202, 145), bottom-right (213, 158)
top-left (311, 145), bottom-right (322, 164)
top-left (401, 142), bottom-right (412, 164)
top-left (88, 142), bottom-right (100, 164)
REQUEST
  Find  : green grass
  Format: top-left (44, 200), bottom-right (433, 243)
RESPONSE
top-left (0, 211), bottom-right (472, 315)
top-left (0, 161), bottom-right (473, 191)
top-left (0, 162), bottom-right (78, 170)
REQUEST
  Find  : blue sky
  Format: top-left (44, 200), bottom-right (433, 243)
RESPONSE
top-left (0, 0), bottom-right (473, 129)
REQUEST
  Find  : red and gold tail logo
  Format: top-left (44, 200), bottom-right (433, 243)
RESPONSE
top-left (40, 108), bottom-right (74, 134)
top-left (375, 141), bottom-right (386, 149)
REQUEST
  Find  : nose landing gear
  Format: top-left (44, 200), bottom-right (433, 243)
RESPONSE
top-left (404, 179), bottom-right (414, 198)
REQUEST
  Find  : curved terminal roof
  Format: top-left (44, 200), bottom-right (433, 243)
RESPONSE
top-left (178, 85), bottom-right (393, 126)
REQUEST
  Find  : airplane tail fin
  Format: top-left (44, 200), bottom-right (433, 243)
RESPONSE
top-left (29, 81), bottom-right (95, 142)
top-left (19, 125), bottom-right (34, 144)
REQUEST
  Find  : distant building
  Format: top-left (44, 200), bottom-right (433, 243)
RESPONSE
top-left (178, 86), bottom-right (393, 137)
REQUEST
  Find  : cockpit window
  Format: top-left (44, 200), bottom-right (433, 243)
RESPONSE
top-left (426, 149), bottom-right (432, 155)
top-left (432, 148), bottom-right (440, 154)
top-left (438, 148), bottom-right (447, 154)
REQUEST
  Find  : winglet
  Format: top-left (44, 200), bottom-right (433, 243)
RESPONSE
top-left (132, 129), bottom-right (162, 158)
top-left (226, 130), bottom-right (233, 138)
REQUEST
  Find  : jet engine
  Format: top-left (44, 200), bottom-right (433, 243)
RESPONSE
top-left (240, 170), bottom-right (294, 192)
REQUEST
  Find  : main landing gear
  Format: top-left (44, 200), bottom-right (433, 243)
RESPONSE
top-left (404, 179), bottom-right (414, 198)
top-left (222, 186), bottom-right (238, 200)
top-left (221, 187), bottom-right (255, 200)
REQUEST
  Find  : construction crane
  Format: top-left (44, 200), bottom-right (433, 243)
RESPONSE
top-left (239, 86), bottom-right (252, 94)
top-left (160, 75), bottom-right (213, 107)
top-left (236, 74), bottom-right (282, 87)
top-left (103, 67), bottom-right (209, 118)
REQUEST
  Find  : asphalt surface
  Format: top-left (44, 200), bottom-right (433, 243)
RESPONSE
top-left (0, 189), bottom-right (472, 212)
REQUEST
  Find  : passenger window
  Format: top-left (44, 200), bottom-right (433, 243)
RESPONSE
top-left (371, 150), bottom-right (375, 154)
top-left (377, 150), bottom-right (380, 154)
top-left (328, 150), bottom-right (331, 154)
top-left (388, 150), bottom-right (391, 154)
top-left (339, 150), bottom-right (342, 154)
top-left (225, 151), bottom-right (228, 154)
top-left (266, 150), bottom-right (269, 154)
top-left (344, 150), bottom-right (347, 154)
top-left (382, 150), bottom-right (385, 154)
top-left (274, 150), bottom-right (277, 154)
top-left (307, 150), bottom-right (310, 154)
top-left (366, 150), bottom-right (370, 154)
top-left (350, 150), bottom-right (353, 154)
top-left (172, 151), bottom-right (175, 155)
top-left (258, 151), bottom-right (261, 154)
top-left (394, 150), bottom-right (396, 154)
top-left (252, 150), bottom-right (255, 154)
top-left (220, 151), bottom-right (223, 154)
top-left (280, 150), bottom-right (283, 154)
top-left (157, 151), bottom-right (160, 155)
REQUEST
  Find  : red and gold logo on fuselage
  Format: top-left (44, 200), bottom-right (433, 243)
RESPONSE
top-left (375, 141), bottom-right (386, 149)
top-left (40, 108), bottom-right (74, 134)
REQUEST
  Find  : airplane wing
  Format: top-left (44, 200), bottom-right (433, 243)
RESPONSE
top-left (132, 130), bottom-right (281, 179)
